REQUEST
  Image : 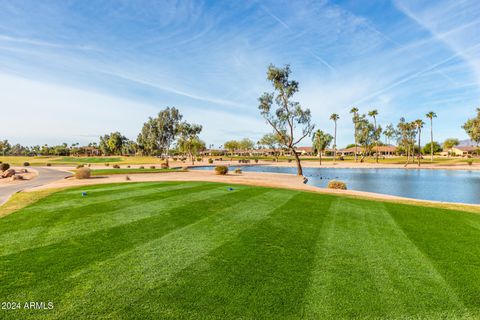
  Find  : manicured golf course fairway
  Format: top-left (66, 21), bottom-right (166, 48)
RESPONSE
top-left (1, 182), bottom-right (479, 319)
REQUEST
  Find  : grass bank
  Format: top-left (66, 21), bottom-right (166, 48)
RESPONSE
top-left (1, 181), bottom-right (479, 319)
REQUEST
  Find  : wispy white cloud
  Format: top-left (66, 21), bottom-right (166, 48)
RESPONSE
top-left (0, 0), bottom-right (479, 147)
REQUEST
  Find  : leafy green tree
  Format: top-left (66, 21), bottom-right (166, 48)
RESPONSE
top-left (330, 113), bottom-right (339, 164)
top-left (312, 130), bottom-right (333, 165)
top-left (0, 140), bottom-right (11, 156)
top-left (224, 140), bottom-right (239, 156)
top-left (258, 64), bottom-right (314, 176)
top-left (443, 138), bottom-right (459, 157)
top-left (426, 111), bottom-right (437, 162)
top-left (422, 141), bottom-right (441, 155)
top-left (259, 133), bottom-right (283, 161)
top-left (178, 122), bottom-right (203, 164)
top-left (238, 138), bottom-right (255, 151)
top-left (99, 132), bottom-right (127, 155)
top-left (349, 107), bottom-right (359, 162)
top-left (356, 115), bottom-right (378, 162)
top-left (137, 107), bottom-right (183, 166)
top-left (462, 108), bottom-right (480, 146)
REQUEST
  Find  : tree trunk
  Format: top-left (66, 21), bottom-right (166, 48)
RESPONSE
top-left (418, 130), bottom-right (421, 167)
top-left (430, 119), bottom-right (434, 162)
top-left (374, 118), bottom-right (379, 163)
top-left (292, 148), bottom-right (303, 175)
top-left (319, 151), bottom-right (322, 165)
top-left (165, 145), bottom-right (170, 167)
top-left (354, 121), bottom-right (358, 162)
top-left (333, 122), bottom-right (337, 164)
top-left (404, 145), bottom-right (409, 167)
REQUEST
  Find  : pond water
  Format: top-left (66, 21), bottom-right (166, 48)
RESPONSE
top-left (192, 165), bottom-right (480, 204)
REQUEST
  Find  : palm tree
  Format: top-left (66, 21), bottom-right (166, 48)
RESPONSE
top-left (312, 130), bottom-right (333, 165)
top-left (350, 107), bottom-right (359, 162)
top-left (330, 113), bottom-right (339, 164)
top-left (425, 111), bottom-right (437, 162)
top-left (384, 123), bottom-right (395, 145)
top-left (368, 109), bottom-right (379, 163)
top-left (415, 119), bottom-right (425, 167)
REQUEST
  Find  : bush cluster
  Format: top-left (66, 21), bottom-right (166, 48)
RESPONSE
top-left (23, 162), bottom-right (30, 167)
top-left (113, 164), bottom-right (120, 168)
top-left (234, 168), bottom-right (242, 174)
top-left (150, 165), bottom-right (156, 169)
top-left (208, 158), bottom-right (214, 164)
top-left (214, 166), bottom-right (228, 175)
top-left (238, 159), bottom-right (250, 164)
top-left (0, 163), bottom-right (10, 171)
top-left (75, 167), bottom-right (91, 179)
top-left (76, 164), bottom-right (84, 169)
top-left (327, 180), bottom-right (347, 190)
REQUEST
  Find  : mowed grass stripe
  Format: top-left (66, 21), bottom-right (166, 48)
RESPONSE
top-left (55, 189), bottom-right (297, 319)
top-left (0, 183), bottom-right (232, 256)
top-left (129, 192), bottom-right (333, 319)
top-left (0, 182), bottom-right (192, 227)
top-left (303, 198), bottom-right (469, 319)
top-left (0, 186), bottom-right (265, 307)
top-left (1, 182), bottom-right (480, 319)
top-left (387, 202), bottom-right (480, 314)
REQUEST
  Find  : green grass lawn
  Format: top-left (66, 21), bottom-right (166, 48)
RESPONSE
top-left (52, 156), bottom-right (122, 163)
top-left (90, 168), bottom-right (182, 175)
top-left (1, 182), bottom-right (480, 319)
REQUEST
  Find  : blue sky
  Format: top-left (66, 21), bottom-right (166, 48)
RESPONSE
top-left (0, 0), bottom-right (479, 148)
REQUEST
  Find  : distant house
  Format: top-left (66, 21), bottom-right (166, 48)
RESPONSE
top-left (339, 146), bottom-right (398, 156)
top-left (295, 146), bottom-right (314, 156)
top-left (449, 146), bottom-right (479, 157)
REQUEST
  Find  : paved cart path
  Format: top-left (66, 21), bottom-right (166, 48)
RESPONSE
top-left (0, 167), bottom-right (71, 205)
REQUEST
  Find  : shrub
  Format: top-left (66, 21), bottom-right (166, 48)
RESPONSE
top-left (234, 168), bottom-right (242, 174)
top-left (173, 157), bottom-right (178, 161)
top-left (215, 165), bottom-right (228, 175)
top-left (161, 163), bottom-right (168, 169)
top-left (76, 164), bottom-right (84, 169)
top-left (0, 163), bottom-right (10, 171)
top-left (139, 166), bottom-right (144, 169)
top-left (113, 164), bottom-right (120, 168)
top-left (467, 159), bottom-right (473, 166)
top-left (125, 175), bottom-right (131, 181)
top-left (23, 162), bottom-right (30, 167)
top-left (150, 165), bottom-right (156, 169)
top-left (254, 159), bottom-right (259, 163)
top-left (127, 165), bottom-right (130, 168)
top-left (208, 158), bottom-right (214, 164)
top-left (46, 163), bottom-right (52, 167)
top-left (288, 159), bottom-right (292, 163)
top-left (75, 167), bottom-right (91, 179)
top-left (327, 180), bottom-right (347, 190)
top-left (339, 156), bottom-right (345, 161)
top-left (196, 157), bottom-right (202, 162)
top-left (105, 163), bottom-right (110, 167)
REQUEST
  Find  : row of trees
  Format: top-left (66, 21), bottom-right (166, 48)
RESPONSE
top-left (257, 64), bottom-right (479, 175)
